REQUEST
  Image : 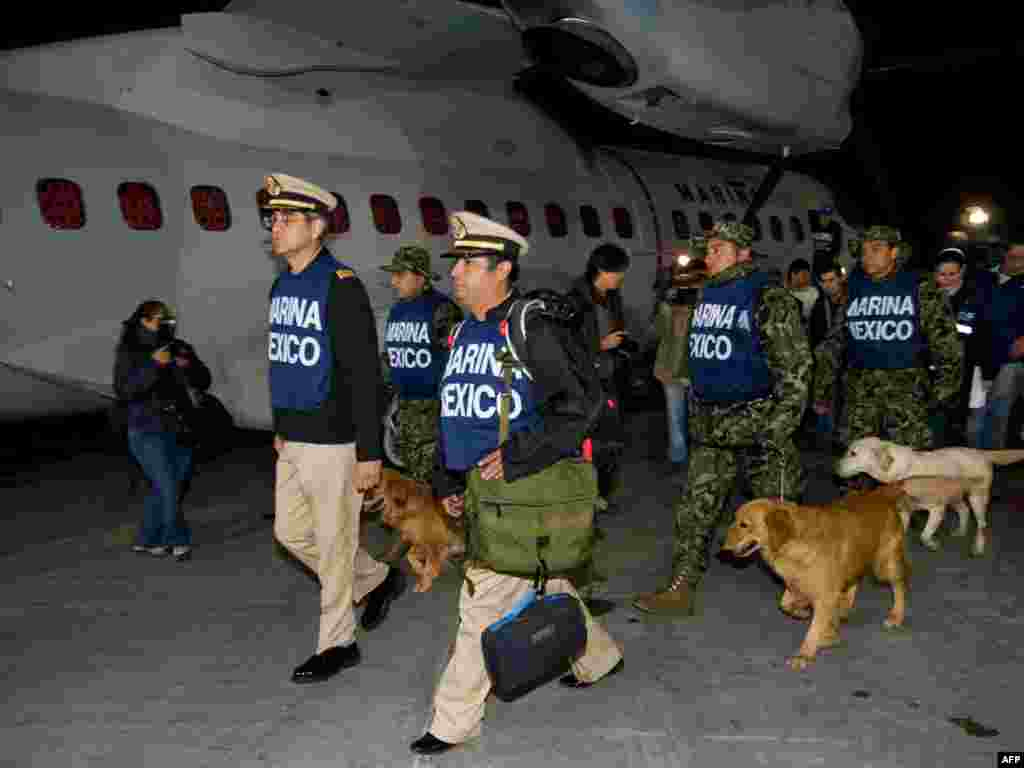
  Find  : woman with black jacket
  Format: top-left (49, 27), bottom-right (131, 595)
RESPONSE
top-left (113, 300), bottom-right (211, 560)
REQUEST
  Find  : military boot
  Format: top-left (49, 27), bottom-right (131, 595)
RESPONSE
top-left (632, 573), bottom-right (695, 617)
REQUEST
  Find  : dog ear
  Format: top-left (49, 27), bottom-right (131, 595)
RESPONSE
top-left (765, 504), bottom-right (795, 550)
top-left (877, 446), bottom-right (894, 472)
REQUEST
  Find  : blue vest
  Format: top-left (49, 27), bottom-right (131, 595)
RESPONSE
top-left (268, 251), bottom-right (348, 411)
top-left (845, 270), bottom-right (923, 369)
top-left (689, 271), bottom-right (776, 403)
top-left (385, 290), bottom-right (450, 399)
top-left (439, 314), bottom-right (541, 471)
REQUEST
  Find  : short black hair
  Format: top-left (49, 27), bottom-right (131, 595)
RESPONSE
top-left (935, 247), bottom-right (966, 269)
top-left (816, 261), bottom-right (841, 278)
top-left (585, 243), bottom-right (630, 283)
top-left (787, 258), bottom-right (811, 277)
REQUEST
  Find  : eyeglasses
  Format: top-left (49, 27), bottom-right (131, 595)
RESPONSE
top-left (261, 210), bottom-right (311, 230)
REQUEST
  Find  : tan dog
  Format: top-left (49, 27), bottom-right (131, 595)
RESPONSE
top-left (364, 468), bottom-right (464, 592)
top-left (721, 488), bottom-right (909, 671)
top-left (888, 476), bottom-right (984, 554)
top-left (836, 436), bottom-right (1024, 554)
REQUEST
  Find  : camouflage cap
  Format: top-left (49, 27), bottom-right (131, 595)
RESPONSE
top-left (709, 220), bottom-right (754, 249)
top-left (862, 225), bottom-right (902, 244)
top-left (379, 245), bottom-right (440, 280)
top-left (687, 234), bottom-right (708, 258)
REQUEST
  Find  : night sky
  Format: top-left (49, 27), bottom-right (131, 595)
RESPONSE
top-left (3, 3), bottom-right (1021, 261)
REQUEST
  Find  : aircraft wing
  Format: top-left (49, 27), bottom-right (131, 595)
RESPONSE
top-left (193, 1), bottom-right (528, 82)
top-left (205, 1), bottom-right (860, 156)
top-left (0, 361), bottom-right (114, 422)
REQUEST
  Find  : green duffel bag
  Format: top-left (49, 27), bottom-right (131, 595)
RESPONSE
top-left (465, 458), bottom-right (599, 579)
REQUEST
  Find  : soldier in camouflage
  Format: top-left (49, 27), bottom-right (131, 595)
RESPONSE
top-left (634, 221), bottom-right (812, 616)
top-left (812, 225), bottom-right (962, 461)
top-left (380, 246), bottom-right (462, 484)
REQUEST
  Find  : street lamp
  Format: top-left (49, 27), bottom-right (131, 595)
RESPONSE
top-left (966, 205), bottom-right (989, 227)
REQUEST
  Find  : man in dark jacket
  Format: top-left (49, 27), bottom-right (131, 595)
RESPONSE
top-left (567, 243), bottom-right (631, 509)
top-left (974, 243), bottom-right (1024, 448)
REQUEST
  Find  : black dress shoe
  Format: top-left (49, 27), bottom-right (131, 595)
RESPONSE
top-left (559, 658), bottom-right (624, 689)
top-left (290, 643), bottom-right (361, 684)
top-left (410, 732), bottom-right (456, 755)
top-left (360, 566), bottom-right (406, 631)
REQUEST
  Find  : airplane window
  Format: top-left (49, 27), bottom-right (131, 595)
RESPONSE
top-left (580, 205), bottom-right (601, 238)
top-left (671, 210), bottom-right (689, 239)
top-left (419, 197), bottom-right (448, 236)
top-left (118, 182), bottom-right (162, 230)
top-left (722, 212), bottom-right (737, 223)
top-left (370, 194), bottom-right (402, 234)
top-left (327, 191), bottom-right (350, 235)
top-left (613, 207), bottom-right (634, 239)
top-left (789, 215), bottom-right (805, 242)
top-left (544, 203), bottom-right (568, 238)
top-left (465, 199), bottom-right (490, 218)
top-left (507, 201), bottom-right (530, 237)
top-left (675, 183), bottom-right (695, 203)
top-left (751, 216), bottom-right (763, 241)
top-left (698, 211), bottom-right (713, 233)
top-left (696, 185), bottom-right (711, 205)
top-left (770, 215), bottom-right (784, 242)
top-left (710, 185), bottom-right (727, 206)
top-left (36, 178), bottom-right (85, 230)
top-left (190, 185), bottom-right (230, 232)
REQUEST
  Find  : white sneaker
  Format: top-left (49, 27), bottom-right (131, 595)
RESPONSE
top-left (172, 545), bottom-right (192, 561)
top-left (132, 545), bottom-right (169, 557)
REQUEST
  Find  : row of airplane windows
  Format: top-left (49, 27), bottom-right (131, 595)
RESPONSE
top-left (32, 178), bottom-right (809, 245)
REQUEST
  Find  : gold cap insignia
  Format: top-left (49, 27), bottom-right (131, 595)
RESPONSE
top-left (264, 176), bottom-right (282, 196)
top-left (451, 214), bottom-right (467, 240)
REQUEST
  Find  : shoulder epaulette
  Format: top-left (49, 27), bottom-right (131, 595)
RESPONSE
top-left (336, 269), bottom-right (354, 280)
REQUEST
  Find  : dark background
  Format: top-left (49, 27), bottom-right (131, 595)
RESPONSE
top-left (3, 3), bottom-right (1021, 265)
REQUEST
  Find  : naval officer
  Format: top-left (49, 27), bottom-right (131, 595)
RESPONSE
top-left (261, 173), bottom-right (406, 684)
top-left (411, 211), bottom-right (623, 756)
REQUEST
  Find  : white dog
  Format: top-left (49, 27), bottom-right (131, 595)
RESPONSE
top-left (836, 437), bottom-right (1024, 555)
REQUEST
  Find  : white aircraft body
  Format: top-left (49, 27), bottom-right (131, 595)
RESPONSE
top-left (0, 1), bottom-right (861, 428)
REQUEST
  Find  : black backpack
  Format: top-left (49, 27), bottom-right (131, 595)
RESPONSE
top-left (454, 290), bottom-right (624, 463)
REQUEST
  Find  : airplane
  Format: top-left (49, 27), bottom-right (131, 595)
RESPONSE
top-left (0, 0), bottom-right (863, 431)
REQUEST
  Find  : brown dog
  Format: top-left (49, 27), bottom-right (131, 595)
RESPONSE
top-left (721, 487), bottom-right (909, 671)
top-left (364, 468), bottom-right (464, 593)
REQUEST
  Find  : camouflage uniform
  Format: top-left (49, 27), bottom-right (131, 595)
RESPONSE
top-left (814, 226), bottom-right (962, 453)
top-left (381, 246), bottom-right (462, 484)
top-left (638, 221), bottom-right (812, 608)
top-left (675, 269), bottom-right (811, 585)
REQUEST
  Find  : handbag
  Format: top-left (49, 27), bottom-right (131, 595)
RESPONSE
top-left (481, 587), bottom-right (587, 702)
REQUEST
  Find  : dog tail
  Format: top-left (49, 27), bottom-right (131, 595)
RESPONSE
top-left (981, 449), bottom-right (1024, 467)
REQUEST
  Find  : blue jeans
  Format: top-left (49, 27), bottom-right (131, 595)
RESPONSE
top-left (127, 429), bottom-right (193, 547)
top-left (976, 363), bottom-right (1024, 449)
top-left (663, 381), bottom-right (689, 465)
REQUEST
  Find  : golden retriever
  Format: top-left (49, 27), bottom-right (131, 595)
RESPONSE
top-left (364, 468), bottom-right (464, 593)
top-left (836, 437), bottom-right (1024, 555)
top-left (721, 488), bottom-right (909, 671)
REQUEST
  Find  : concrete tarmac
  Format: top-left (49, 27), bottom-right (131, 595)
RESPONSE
top-left (2, 414), bottom-right (1022, 767)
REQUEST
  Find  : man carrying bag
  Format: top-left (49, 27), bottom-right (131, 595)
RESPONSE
top-left (409, 212), bottom-right (623, 756)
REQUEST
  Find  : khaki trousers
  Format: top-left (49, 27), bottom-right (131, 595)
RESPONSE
top-left (429, 566), bottom-right (623, 744)
top-left (274, 441), bottom-right (388, 652)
